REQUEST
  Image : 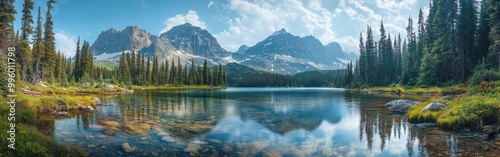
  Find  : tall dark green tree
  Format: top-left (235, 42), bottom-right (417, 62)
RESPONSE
top-left (0, 0), bottom-right (16, 51)
top-left (456, 0), bottom-right (477, 81)
top-left (31, 7), bottom-right (44, 84)
top-left (43, 0), bottom-right (57, 82)
top-left (17, 0), bottom-right (34, 82)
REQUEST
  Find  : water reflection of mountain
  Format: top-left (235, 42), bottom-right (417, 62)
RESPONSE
top-left (232, 89), bottom-right (344, 134)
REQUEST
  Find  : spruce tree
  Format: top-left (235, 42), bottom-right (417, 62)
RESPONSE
top-left (43, 0), bottom-right (57, 82)
top-left (0, 0), bottom-right (16, 51)
top-left (31, 7), bottom-right (44, 84)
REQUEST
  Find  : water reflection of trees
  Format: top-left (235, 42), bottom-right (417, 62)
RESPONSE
top-left (91, 91), bottom-right (228, 140)
top-left (350, 93), bottom-right (424, 156)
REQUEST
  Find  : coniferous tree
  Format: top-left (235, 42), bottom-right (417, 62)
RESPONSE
top-left (31, 7), bottom-right (44, 84)
top-left (456, 0), bottom-right (477, 81)
top-left (203, 59), bottom-right (208, 85)
top-left (145, 57), bottom-right (151, 85)
top-left (152, 56), bottom-right (159, 85)
top-left (365, 26), bottom-right (376, 85)
top-left (475, 0), bottom-right (492, 67)
top-left (170, 58), bottom-right (176, 85)
top-left (43, 0), bottom-right (57, 82)
top-left (0, 0), bottom-right (16, 51)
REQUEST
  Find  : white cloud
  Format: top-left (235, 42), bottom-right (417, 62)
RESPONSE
top-left (375, 0), bottom-right (417, 12)
top-left (208, 1), bottom-right (214, 8)
top-left (55, 30), bottom-right (76, 57)
top-left (160, 10), bottom-right (208, 34)
top-left (214, 0), bottom-right (336, 52)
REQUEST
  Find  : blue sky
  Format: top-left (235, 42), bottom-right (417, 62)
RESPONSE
top-left (13, 0), bottom-right (429, 57)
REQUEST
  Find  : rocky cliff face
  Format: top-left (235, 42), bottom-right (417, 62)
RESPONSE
top-left (91, 26), bottom-right (155, 56)
top-left (91, 23), bottom-right (349, 74)
top-left (239, 28), bottom-right (344, 74)
top-left (165, 23), bottom-right (229, 58)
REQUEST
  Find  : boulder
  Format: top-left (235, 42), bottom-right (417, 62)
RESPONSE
top-left (440, 95), bottom-right (453, 101)
top-left (422, 102), bottom-right (448, 112)
top-left (76, 104), bottom-right (85, 110)
top-left (413, 123), bottom-right (437, 129)
top-left (86, 106), bottom-right (95, 111)
top-left (122, 143), bottom-right (136, 153)
top-left (385, 99), bottom-right (420, 113)
top-left (483, 125), bottom-right (499, 137)
top-left (91, 97), bottom-right (101, 105)
top-left (58, 111), bottom-right (68, 115)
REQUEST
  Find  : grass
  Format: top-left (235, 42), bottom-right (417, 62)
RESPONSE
top-left (407, 83), bottom-right (500, 130)
top-left (365, 84), bottom-right (468, 95)
top-left (132, 85), bottom-right (227, 90)
top-left (18, 94), bottom-right (96, 112)
top-left (0, 96), bottom-right (86, 157)
top-left (407, 100), bottom-right (441, 123)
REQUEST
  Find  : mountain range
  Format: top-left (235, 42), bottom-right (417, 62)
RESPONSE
top-left (90, 23), bottom-right (356, 74)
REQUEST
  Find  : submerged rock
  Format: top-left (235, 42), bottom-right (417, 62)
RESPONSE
top-left (422, 102), bottom-right (448, 112)
top-left (184, 143), bottom-right (202, 153)
top-left (92, 97), bottom-right (101, 105)
top-left (385, 99), bottom-right (420, 113)
top-left (483, 125), bottom-right (499, 137)
top-left (440, 95), bottom-right (453, 101)
top-left (413, 123), bottom-right (437, 129)
top-left (161, 136), bottom-right (176, 143)
top-left (103, 121), bottom-right (120, 127)
top-left (122, 143), bottom-right (136, 153)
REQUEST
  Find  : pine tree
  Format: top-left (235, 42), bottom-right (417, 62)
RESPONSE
top-left (358, 33), bottom-right (367, 84)
top-left (145, 57), bottom-right (151, 85)
top-left (189, 59), bottom-right (195, 85)
top-left (475, 0), bottom-right (492, 67)
top-left (365, 26), bottom-right (376, 85)
top-left (456, 0), bottom-right (477, 81)
top-left (0, 0), bottom-right (16, 51)
top-left (30, 7), bottom-right (44, 84)
top-left (488, 0), bottom-right (500, 69)
top-left (43, 0), bottom-right (57, 82)
top-left (73, 37), bottom-right (81, 81)
top-left (151, 56), bottom-right (159, 85)
top-left (170, 58), bottom-right (176, 85)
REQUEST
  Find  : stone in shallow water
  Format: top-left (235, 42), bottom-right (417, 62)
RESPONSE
top-left (103, 121), bottom-right (120, 127)
top-left (422, 102), bottom-right (448, 112)
top-left (385, 99), bottom-right (420, 113)
top-left (161, 136), bottom-right (176, 143)
top-left (122, 143), bottom-right (136, 153)
top-left (184, 143), bottom-right (202, 153)
top-left (222, 144), bottom-right (232, 153)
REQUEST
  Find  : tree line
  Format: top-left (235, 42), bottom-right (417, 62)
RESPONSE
top-left (0, 0), bottom-right (226, 91)
top-left (112, 52), bottom-right (226, 86)
top-left (347, 0), bottom-right (500, 87)
top-left (225, 63), bottom-right (345, 87)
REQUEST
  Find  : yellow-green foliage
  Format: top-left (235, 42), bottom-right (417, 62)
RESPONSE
top-left (409, 92), bottom-right (500, 130)
top-left (367, 86), bottom-right (467, 95)
top-left (437, 93), bottom-right (500, 130)
top-left (0, 97), bottom-right (86, 157)
top-left (132, 85), bottom-right (227, 90)
top-left (18, 94), bottom-right (96, 111)
top-left (407, 100), bottom-right (441, 123)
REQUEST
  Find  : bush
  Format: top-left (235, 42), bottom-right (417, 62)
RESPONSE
top-left (437, 94), bottom-right (499, 130)
top-left (408, 100), bottom-right (440, 123)
top-left (469, 61), bottom-right (500, 86)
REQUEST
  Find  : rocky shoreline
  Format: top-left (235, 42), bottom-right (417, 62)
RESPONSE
top-left (383, 96), bottom-right (500, 149)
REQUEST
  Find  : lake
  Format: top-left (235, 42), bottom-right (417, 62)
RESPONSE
top-left (35, 88), bottom-right (493, 156)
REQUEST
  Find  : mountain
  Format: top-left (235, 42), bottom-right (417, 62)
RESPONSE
top-left (91, 26), bottom-right (155, 59)
top-left (239, 28), bottom-right (344, 74)
top-left (90, 24), bottom-right (348, 74)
